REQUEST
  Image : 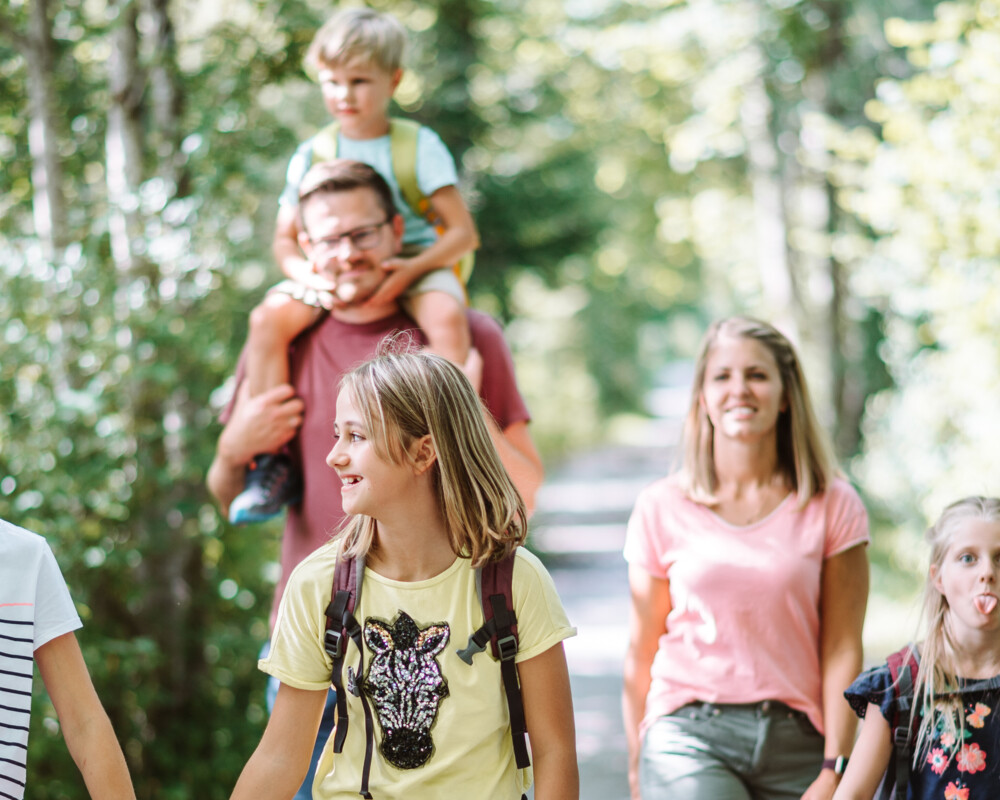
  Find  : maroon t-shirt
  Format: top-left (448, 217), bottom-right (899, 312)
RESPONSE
top-left (227, 309), bottom-right (530, 626)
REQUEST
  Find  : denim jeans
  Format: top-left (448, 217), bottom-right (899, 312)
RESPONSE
top-left (262, 643), bottom-right (337, 800)
top-left (639, 700), bottom-right (825, 800)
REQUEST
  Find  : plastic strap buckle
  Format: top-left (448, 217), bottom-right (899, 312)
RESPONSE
top-left (324, 629), bottom-right (344, 660)
top-left (893, 725), bottom-right (910, 749)
top-left (497, 634), bottom-right (518, 662)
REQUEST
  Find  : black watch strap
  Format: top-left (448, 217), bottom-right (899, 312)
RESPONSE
top-left (822, 755), bottom-right (848, 775)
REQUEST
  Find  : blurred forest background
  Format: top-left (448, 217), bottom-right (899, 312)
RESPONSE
top-left (1, 0), bottom-right (998, 795)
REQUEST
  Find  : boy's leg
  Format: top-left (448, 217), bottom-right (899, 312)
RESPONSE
top-left (246, 291), bottom-right (324, 396)
top-left (400, 269), bottom-right (470, 365)
top-left (230, 285), bottom-right (325, 525)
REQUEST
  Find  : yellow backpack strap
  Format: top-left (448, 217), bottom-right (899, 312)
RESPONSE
top-left (390, 118), bottom-right (475, 284)
top-left (311, 121), bottom-right (341, 163)
top-left (388, 118), bottom-right (427, 219)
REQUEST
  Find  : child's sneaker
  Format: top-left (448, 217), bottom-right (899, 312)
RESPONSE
top-left (228, 453), bottom-right (303, 525)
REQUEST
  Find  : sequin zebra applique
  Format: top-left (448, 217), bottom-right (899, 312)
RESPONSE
top-left (362, 611), bottom-right (450, 769)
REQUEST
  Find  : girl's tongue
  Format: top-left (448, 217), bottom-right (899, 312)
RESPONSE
top-left (974, 595), bottom-right (998, 615)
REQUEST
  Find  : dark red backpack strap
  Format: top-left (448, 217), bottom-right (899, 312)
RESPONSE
top-left (323, 553), bottom-right (374, 799)
top-left (883, 645), bottom-right (920, 800)
top-left (480, 552), bottom-right (519, 659)
top-left (454, 550), bottom-right (530, 769)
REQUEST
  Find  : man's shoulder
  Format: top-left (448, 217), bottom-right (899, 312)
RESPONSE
top-left (467, 309), bottom-right (504, 339)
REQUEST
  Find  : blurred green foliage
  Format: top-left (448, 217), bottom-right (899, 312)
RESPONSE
top-left (2, 0), bottom-right (999, 794)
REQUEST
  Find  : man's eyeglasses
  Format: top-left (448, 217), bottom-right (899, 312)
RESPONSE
top-left (308, 220), bottom-right (390, 253)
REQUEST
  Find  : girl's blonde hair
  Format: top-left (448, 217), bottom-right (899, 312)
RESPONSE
top-left (335, 344), bottom-right (527, 567)
top-left (910, 495), bottom-right (1000, 763)
top-left (679, 316), bottom-right (838, 507)
top-left (305, 8), bottom-right (407, 76)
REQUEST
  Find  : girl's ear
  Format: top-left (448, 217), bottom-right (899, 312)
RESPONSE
top-left (929, 564), bottom-right (944, 595)
top-left (409, 434), bottom-right (437, 475)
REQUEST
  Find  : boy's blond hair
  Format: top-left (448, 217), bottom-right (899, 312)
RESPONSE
top-left (305, 7), bottom-right (407, 75)
top-left (335, 344), bottom-right (528, 568)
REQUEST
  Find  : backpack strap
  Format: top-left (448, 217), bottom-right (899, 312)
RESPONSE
top-left (310, 118), bottom-right (425, 221)
top-left (324, 553), bottom-right (376, 799)
top-left (455, 552), bottom-right (530, 769)
top-left (883, 645), bottom-right (920, 800)
top-left (387, 118), bottom-right (425, 223)
top-left (311, 120), bottom-right (341, 164)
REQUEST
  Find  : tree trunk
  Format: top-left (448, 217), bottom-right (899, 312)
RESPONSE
top-left (22, 0), bottom-right (67, 256)
top-left (741, 72), bottom-right (802, 342)
top-left (106, 0), bottom-right (145, 278)
top-left (145, 0), bottom-right (186, 190)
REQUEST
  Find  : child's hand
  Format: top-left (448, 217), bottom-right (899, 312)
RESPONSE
top-left (287, 257), bottom-right (337, 293)
top-left (300, 265), bottom-right (337, 294)
top-left (362, 256), bottom-right (418, 307)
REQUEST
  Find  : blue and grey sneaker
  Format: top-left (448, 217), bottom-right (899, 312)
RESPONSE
top-left (228, 453), bottom-right (303, 525)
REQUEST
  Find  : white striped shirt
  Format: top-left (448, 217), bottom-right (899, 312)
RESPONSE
top-left (1, 519), bottom-right (81, 800)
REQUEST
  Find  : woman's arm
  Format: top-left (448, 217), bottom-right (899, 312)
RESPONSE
top-left (622, 564), bottom-right (671, 800)
top-left (518, 642), bottom-right (579, 800)
top-left (804, 543), bottom-right (870, 800)
top-left (230, 682), bottom-right (327, 800)
top-left (35, 632), bottom-right (136, 799)
top-left (832, 704), bottom-right (893, 800)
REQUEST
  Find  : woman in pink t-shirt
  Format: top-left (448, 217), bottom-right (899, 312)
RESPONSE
top-left (622, 317), bottom-right (870, 800)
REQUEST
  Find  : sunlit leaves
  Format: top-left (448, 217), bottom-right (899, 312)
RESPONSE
top-left (831, 1), bottom-right (1000, 538)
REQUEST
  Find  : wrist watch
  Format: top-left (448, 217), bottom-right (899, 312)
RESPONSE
top-left (822, 756), bottom-right (848, 775)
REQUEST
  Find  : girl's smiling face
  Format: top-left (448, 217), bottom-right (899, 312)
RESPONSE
top-left (931, 518), bottom-right (1000, 636)
top-left (326, 389), bottom-right (420, 520)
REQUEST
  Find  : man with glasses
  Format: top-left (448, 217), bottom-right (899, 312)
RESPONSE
top-left (207, 159), bottom-right (544, 795)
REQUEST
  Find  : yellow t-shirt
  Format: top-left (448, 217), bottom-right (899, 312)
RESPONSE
top-left (261, 542), bottom-right (576, 799)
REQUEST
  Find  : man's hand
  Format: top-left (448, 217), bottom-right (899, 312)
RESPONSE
top-left (208, 382), bottom-right (305, 514)
top-left (217, 382), bottom-right (304, 467)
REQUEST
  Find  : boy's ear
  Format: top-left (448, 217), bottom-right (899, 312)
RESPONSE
top-left (409, 434), bottom-right (437, 475)
top-left (391, 68), bottom-right (403, 91)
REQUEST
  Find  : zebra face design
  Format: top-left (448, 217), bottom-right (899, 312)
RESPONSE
top-left (363, 611), bottom-right (450, 769)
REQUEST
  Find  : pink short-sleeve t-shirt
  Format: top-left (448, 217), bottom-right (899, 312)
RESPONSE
top-left (623, 475), bottom-right (869, 737)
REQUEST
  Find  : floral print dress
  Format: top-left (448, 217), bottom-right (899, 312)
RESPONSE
top-left (845, 650), bottom-right (1000, 800)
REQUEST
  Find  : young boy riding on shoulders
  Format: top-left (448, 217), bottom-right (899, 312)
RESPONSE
top-left (231, 8), bottom-right (479, 525)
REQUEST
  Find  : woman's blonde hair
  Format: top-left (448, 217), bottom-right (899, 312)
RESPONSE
top-left (334, 344), bottom-right (527, 567)
top-left (910, 496), bottom-right (1000, 764)
top-left (679, 316), bottom-right (838, 507)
